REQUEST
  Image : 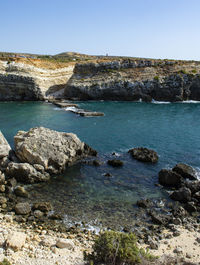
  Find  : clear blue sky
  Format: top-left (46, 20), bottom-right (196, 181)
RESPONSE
top-left (1, 0), bottom-right (200, 60)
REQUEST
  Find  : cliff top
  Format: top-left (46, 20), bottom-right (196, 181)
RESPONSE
top-left (0, 51), bottom-right (200, 70)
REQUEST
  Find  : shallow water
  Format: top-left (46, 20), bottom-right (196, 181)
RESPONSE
top-left (1, 101), bottom-right (200, 228)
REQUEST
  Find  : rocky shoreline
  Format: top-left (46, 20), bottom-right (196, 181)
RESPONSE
top-left (0, 127), bottom-right (200, 263)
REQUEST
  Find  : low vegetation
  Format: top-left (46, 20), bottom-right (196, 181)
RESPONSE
top-left (84, 231), bottom-right (157, 265)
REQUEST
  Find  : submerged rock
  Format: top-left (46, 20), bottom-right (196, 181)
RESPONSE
top-left (172, 163), bottom-right (197, 180)
top-left (32, 202), bottom-right (52, 213)
top-left (158, 169), bottom-right (183, 187)
top-left (0, 131), bottom-right (11, 158)
top-left (107, 159), bottom-right (123, 167)
top-left (14, 127), bottom-right (97, 174)
top-left (128, 147), bottom-right (158, 163)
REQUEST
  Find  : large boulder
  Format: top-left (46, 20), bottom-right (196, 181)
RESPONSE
top-left (128, 147), bottom-right (158, 163)
top-left (6, 162), bottom-right (50, 183)
top-left (0, 131), bottom-right (11, 158)
top-left (170, 187), bottom-right (191, 203)
top-left (172, 163), bottom-right (197, 180)
top-left (158, 169), bottom-right (183, 188)
top-left (14, 127), bottom-right (97, 174)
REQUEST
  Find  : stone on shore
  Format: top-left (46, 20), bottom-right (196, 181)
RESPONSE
top-left (172, 163), bottom-right (197, 180)
top-left (128, 147), bottom-right (158, 163)
top-left (56, 238), bottom-right (74, 250)
top-left (6, 162), bottom-right (50, 183)
top-left (15, 202), bottom-right (31, 215)
top-left (158, 169), bottom-right (183, 187)
top-left (6, 232), bottom-right (26, 251)
top-left (0, 131), bottom-right (11, 158)
top-left (14, 186), bottom-right (29, 198)
top-left (14, 127), bottom-right (97, 174)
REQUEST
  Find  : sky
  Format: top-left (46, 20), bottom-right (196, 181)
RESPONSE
top-left (0, 0), bottom-right (200, 60)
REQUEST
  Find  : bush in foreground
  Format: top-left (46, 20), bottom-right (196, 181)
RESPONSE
top-left (84, 231), bottom-right (157, 265)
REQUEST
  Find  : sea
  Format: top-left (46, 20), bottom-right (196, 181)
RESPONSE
top-left (1, 100), bottom-right (200, 230)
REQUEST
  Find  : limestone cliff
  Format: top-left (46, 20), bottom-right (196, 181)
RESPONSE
top-left (64, 59), bottom-right (200, 101)
top-left (0, 60), bottom-right (74, 100)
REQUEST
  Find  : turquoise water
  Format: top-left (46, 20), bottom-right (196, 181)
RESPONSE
top-left (1, 101), bottom-right (200, 228)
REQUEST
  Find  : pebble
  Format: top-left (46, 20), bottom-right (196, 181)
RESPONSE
top-left (174, 247), bottom-right (182, 254)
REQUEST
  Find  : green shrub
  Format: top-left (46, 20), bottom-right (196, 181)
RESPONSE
top-left (0, 259), bottom-right (12, 265)
top-left (178, 69), bottom-right (187, 74)
top-left (153, 76), bottom-right (159, 81)
top-left (192, 69), bottom-right (197, 74)
top-left (84, 231), bottom-right (156, 265)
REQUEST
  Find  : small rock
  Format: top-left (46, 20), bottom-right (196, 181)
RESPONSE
top-left (158, 169), bottom-right (183, 187)
top-left (34, 210), bottom-right (44, 218)
top-left (32, 202), bottom-right (52, 213)
top-left (15, 202), bottom-right (31, 215)
top-left (6, 232), bottom-right (26, 251)
top-left (173, 247), bottom-right (182, 254)
top-left (173, 231), bottom-right (181, 237)
top-left (0, 196), bottom-right (7, 205)
top-left (92, 160), bottom-right (101, 166)
top-left (56, 238), bottom-right (74, 249)
top-left (184, 202), bottom-right (197, 213)
top-left (107, 159), bottom-right (123, 167)
top-left (7, 178), bottom-right (17, 188)
top-left (186, 253), bottom-right (192, 259)
top-left (0, 185), bottom-right (5, 193)
top-left (196, 237), bottom-right (200, 243)
top-left (14, 186), bottom-right (29, 198)
top-left (104, 173), bottom-right (112, 177)
top-left (137, 199), bottom-right (152, 208)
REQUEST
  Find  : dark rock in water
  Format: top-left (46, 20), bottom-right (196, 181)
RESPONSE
top-left (104, 172), bottom-right (112, 177)
top-left (172, 163), bottom-right (197, 180)
top-left (158, 169), bottom-right (183, 187)
top-left (14, 127), bottom-right (97, 175)
top-left (137, 199), bottom-right (152, 208)
top-left (184, 202), bottom-right (197, 213)
top-left (6, 162), bottom-right (50, 184)
top-left (15, 202), bottom-right (31, 215)
top-left (32, 202), bottom-right (52, 213)
top-left (170, 187), bottom-right (191, 203)
top-left (128, 147), bottom-right (158, 163)
top-left (107, 159), bottom-right (123, 167)
top-left (92, 160), bottom-right (101, 166)
top-left (14, 186), bottom-right (29, 198)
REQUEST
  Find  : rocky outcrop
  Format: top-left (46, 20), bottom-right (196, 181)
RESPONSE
top-left (0, 131), bottom-right (11, 158)
top-left (128, 147), bottom-right (158, 163)
top-left (14, 127), bottom-right (97, 174)
top-left (6, 162), bottom-right (50, 183)
top-left (64, 59), bottom-right (200, 101)
top-left (158, 169), bottom-right (183, 188)
top-left (172, 163), bottom-right (197, 180)
top-left (0, 60), bottom-right (74, 100)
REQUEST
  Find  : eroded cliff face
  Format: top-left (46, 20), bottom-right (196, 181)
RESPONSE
top-left (64, 59), bottom-right (200, 101)
top-left (0, 60), bottom-right (74, 100)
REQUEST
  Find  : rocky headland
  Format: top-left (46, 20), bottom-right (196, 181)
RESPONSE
top-left (1, 54), bottom-right (200, 102)
top-left (64, 58), bottom-right (200, 102)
